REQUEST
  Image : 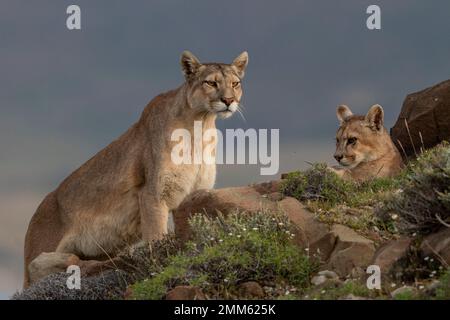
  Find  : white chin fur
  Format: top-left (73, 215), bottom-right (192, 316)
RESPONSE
top-left (211, 101), bottom-right (237, 118)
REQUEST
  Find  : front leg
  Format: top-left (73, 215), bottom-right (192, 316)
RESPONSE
top-left (138, 189), bottom-right (169, 243)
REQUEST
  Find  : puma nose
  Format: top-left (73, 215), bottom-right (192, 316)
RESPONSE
top-left (221, 97), bottom-right (234, 107)
top-left (334, 154), bottom-right (344, 162)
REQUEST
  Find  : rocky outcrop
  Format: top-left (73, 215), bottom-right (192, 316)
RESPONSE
top-left (372, 237), bottom-right (412, 281)
top-left (238, 281), bottom-right (265, 298)
top-left (391, 79), bottom-right (450, 158)
top-left (278, 197), bottom-right (329, 247)
top-left (165, 286), bottom-right (206, 300)
top-left (173, 182), bottom-right (280, 241)
top-left (314, 225), bottom-right (375, 277)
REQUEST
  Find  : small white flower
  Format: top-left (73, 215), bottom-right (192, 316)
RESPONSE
top-left (412, 233), bottom-right (417, 237)
top-left (430, 258), bottom-right (434, 262)
top-left (391, 214), bottom-right (398, 220)
top-left (219, 239), bottom-right (223, 243)
top-left (252, 227), bottom-right (258, 231)
top-left (419, 285), bottom-right (425, 290)
top-left (304, 248), bottom-right (310, 252)
top-left (237, 234), bottom-right (241, 238)
top-left (228, 233), bottom-right (233, 236)
top-left (278, 222), bottom-right (284, 226)
top-left (291, 233), bottom-right (296, 237)
top-left (391, 283), bottom-right (397, 288)
top-left (321, 290), bottom-right (326, 294)
top-left (242, 228), bottom-right (247, 232)
top-left (224, 278), bottom-right (229, 282)
top-left (424, 256), bottom-right (430, 261)
top-left (210, 237), bottom-right (215, 241)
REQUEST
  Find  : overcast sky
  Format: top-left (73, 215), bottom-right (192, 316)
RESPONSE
top-left (1, 0), bottom-right (449, 298)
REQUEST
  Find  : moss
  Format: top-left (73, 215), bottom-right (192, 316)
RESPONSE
top-left (129, 211), bottom-right (317, 300)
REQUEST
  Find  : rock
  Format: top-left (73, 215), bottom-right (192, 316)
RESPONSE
top-left (251, 180), bottom-right (281, 195)
top-left (238, 281), bottom-right (265, 298)
top-left (326, 225), bottom-right (376, 277)
top-left (348, 267), bottom-right (366, 280)
top-left (317, 270), bottom-right (339, 280)
top-left (310, 232), bottom-right (337, 262)
top-left (420, 228), bottom-right (450, 266)
top-left (311, 275), bottom-right (327, 286)
top-left (28, 252), bottom-right (80, 284)
top-left (173, 184), bottom-right (328, 248)
top-left (311, 270), bottom-right (341, 287)
top-left (28, 252), bottom-right (124, 285)
top-left (372, 237), bottom-right (412, 280)
top-left (391, 79), bottom-right (450, 158)
top-left (278, 197), bottom-right (329, 247)
top-left (390, 286), bottom-right (417, 299)
top-left (173, 185), bottom-right (279, 240)
top-left (165, 286), bottom-right (206, 300)
top-left (267, 192), bottom-right (283, 201)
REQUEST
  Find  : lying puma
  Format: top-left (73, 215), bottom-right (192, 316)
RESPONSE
top-left (331, 104), bottom-right (403, 181)
top-left (23, 51), bottom-right (249, 287)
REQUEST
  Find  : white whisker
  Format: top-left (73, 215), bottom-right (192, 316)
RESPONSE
top-left (236, 105), bottom-right (246, 122)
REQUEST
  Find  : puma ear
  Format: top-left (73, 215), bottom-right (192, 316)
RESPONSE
top-left (180, 51), bottom-right (201, 79)
top-left (365, 104), bottom-right (384, 130)
top-left (336, 105), bottom-right (353, 124)
top-left (231, 51), bottom-right (249, 78)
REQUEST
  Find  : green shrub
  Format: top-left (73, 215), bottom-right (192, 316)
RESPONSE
top-left (281, 163), bottom-right (400, 209)
top-left (130, 211), bottom-right (317, 299)
top-left (378, 142), bottom-right (450, 235)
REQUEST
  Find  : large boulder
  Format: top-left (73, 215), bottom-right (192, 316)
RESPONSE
top-left (391, 79), bottom-right (450, 158)
top-left (173, 183), bottom-right (280, 241)
top-left (372, 237), bottom-right (412, 281)
top-left (325, 225), bottom-right (376, 277)
top-left (173, 182), bottom-right (329, 248)
top-left (277, 197), bottom-right (329, 247)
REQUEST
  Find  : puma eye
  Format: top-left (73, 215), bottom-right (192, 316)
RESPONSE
top-left (347, 137), bottom-right (357, 145)
top-left (232, 81), bottom-right (240, 88)
top-left (204, 81), bottom-right (217, 87)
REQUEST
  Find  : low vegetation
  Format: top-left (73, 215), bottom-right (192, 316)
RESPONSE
top-left (130, 211), bottom-right (318, 299)
top-left (378, 142), bottom-right (450, 235)
top-left (280, 142), bottom-right (450, 238)
top-left (15, 144), bottom-right (450, 300)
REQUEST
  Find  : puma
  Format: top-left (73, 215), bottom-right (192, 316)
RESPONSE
top-left (23, 51), bottom-right (249, 287)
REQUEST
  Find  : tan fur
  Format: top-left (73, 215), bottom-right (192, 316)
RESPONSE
top-left (331, 104), bottom-right (403, 182)
top-left (23, 51), bottom-right (249, 288)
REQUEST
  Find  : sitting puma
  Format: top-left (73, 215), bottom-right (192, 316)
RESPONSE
top-left (23, 51), bottom-right (249, 287)
top-left (331, 104), bottom-right (403, 181)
